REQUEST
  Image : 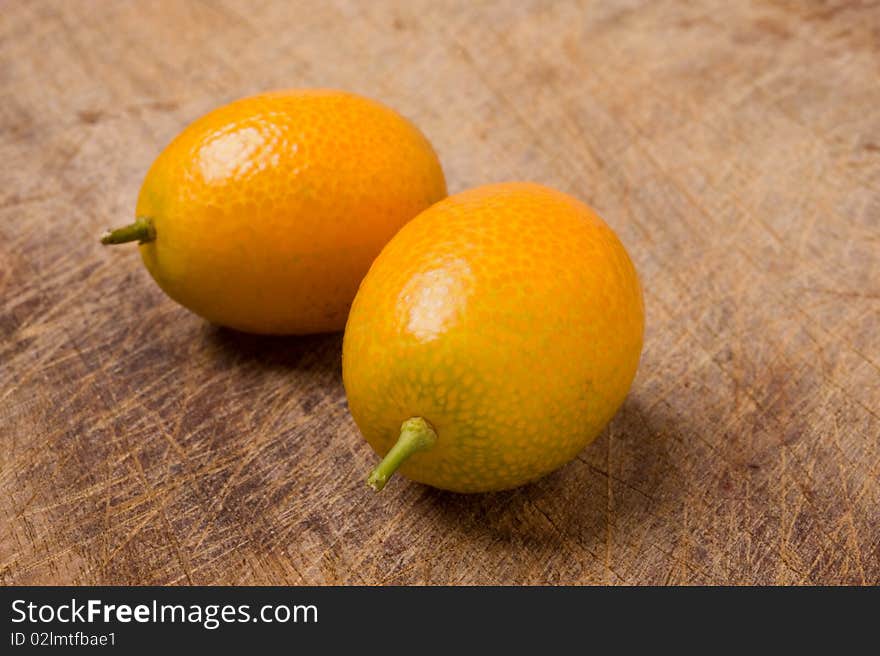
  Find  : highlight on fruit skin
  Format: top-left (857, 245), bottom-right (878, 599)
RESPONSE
top-left (102, 89), bottom-right (447, 335)
top-left (343, 182), bottom-right (645, 493)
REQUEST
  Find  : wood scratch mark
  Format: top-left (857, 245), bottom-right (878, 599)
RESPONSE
top-left (605, 424), bottom-right (613, 584)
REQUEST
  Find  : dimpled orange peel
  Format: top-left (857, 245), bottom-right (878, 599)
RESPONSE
top-left (343, 182), bottom-right (644, 493)
top-left (101, 89), bottom-right (446, 334)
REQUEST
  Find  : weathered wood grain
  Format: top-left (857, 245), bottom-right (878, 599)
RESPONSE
top-left (1, 0), bottom-right (878, 585)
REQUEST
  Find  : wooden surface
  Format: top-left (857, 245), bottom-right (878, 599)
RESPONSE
top-left (1, 0), bottom-right (878, 585)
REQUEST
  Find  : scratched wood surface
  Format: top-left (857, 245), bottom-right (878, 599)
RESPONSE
top-left (1, 0), bottom-right (878, 585)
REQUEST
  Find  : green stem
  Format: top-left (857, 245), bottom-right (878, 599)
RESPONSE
top-left (100, 217), bottom-right (156, 245)
top-left (367, 417), bottom-right (437, 492)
